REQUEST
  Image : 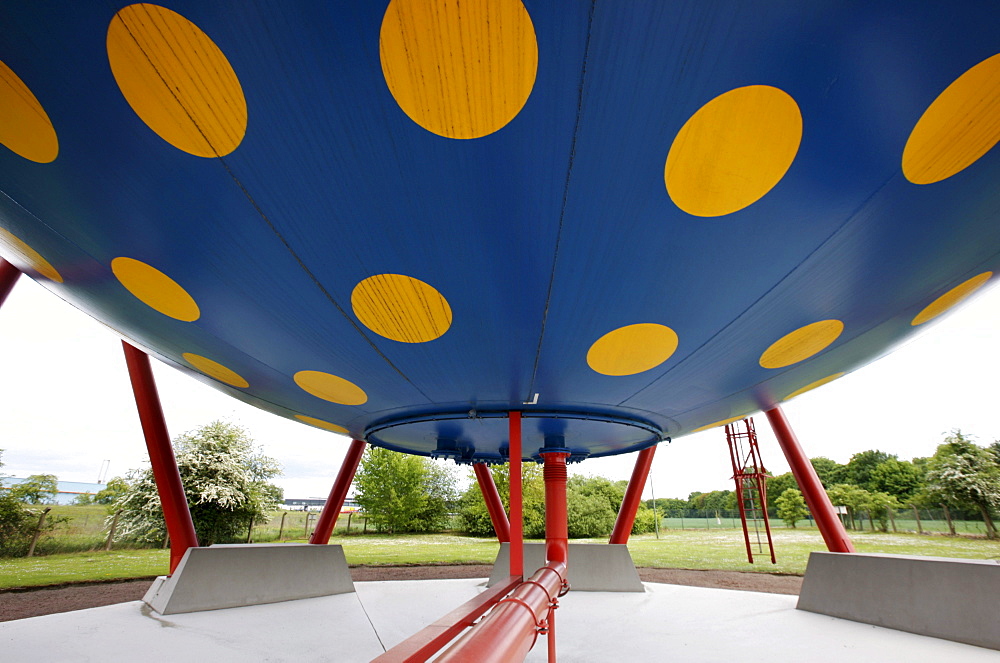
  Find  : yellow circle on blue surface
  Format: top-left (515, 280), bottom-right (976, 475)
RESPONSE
top-left (352, 274), bottom-right (452, 343)
top-left (911, 272), bottom-right (992, 326)
top-left (0, 228), bottom-right (63, 283)
top-left (587, 323), bottom-right (679, 376)
top-left (380, 0), bottom-right (538, 139)
top-left (783, 372), bottom-right (845, 401)
top-left (0, 60), bottom-right (58, 163)
top-left (759, 320), bottom-right (843, 369)
top-left (295, 370), bottom-right (368, 406)
top-left (112, 257), bottom-right (200, 321)
top-left (903, 54), bottom-right (1000, 185)
top-left (666, 85), bottom-right (802, 217)
top-left (107, 3), bottom-right (247, 157)
top-left (295, 415), bottom-right (349, 435)
top-left (182, 353), bottom-right (249, 388)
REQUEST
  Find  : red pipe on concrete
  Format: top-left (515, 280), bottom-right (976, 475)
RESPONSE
top-left (474, 463), bottom-right (510, 543)
top-left (309, 439), bottom-right (366, 545)
top-left (609, 445), bottom-right (657, 544)
top-left (435, 562), bottom-right (567, 663)
top-left (0, 259), bottom-right (22, 309)
top-left (122, 341), bottom-right (199, 573)
top-left (764, 405), bottom-right (855, 553)
top-left (542, 451), bottom-right (570, 565)
top-left (509, 411), bottom-right (523, 578)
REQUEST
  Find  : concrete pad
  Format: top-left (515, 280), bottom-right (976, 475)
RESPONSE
top-left (797, 552), bottom-right (1000, 650)
top-left (489, 542), bottom-right (644, 591)
top-left (3, 577), bottom-right (998, 662)
top-left (144, 543), bottom-right (354, 614)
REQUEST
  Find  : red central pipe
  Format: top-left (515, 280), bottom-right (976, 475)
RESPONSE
top-left (509, 411), bottom-right (523, 578)
top-left (309, 439), bottom-right (366, 545)
top-left (542, 451), bottom-right (570, 565)
top-left (764, 405), bottom-right (855, 553)
top-left (474, 463), bottom-right (510, 543)
top-left (0, 259), bottom-right (22, 309)
top-left (610, 445), bottom-right (657, 544)
top-left (122, 342), bottom-right (199, 574)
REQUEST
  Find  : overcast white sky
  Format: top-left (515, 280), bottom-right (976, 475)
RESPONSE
top-left (2, 275), bottom-right (998, 501)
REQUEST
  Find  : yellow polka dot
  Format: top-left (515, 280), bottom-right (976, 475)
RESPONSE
top-left (352, 274), bottom-right (452, 343)
top-left (111, 257), bottom-right (200, 321)
top-left (665, 85), bottom-right (802, 217)
top-left (295, 370), bottom-right (368, 406)
top-left (911, 272), bottom-right (992, 326)
top-left (903, 54), bottom-right (1000, 184)
top-left (107, 3), bottom-right (247, 157)
top-left (693, 416), bottom-right (745, 433)
top-left (295, 415), bottom-right (349, 435)
top-left (0, 61), bottom-right (58, 163)
top-left (759, 320), bottom-right (843, 369)
top-left (0, 228), bottom-right (62, 282)
top-left (380, 0), bottom-right (538, 139)
top-left (181, 353), bottom-right (249, 388)
top-left (586, 324), bottom-right (679, 376)
top-left (783, 373), bottom-right (845, 401)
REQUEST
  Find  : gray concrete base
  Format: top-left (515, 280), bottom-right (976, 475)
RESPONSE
top-left (143, 543), bottom-right (355, 615)
top-left (488, 542), bottom-right (644, 592)
top-left (797, 551), bottom-right (1000, 651)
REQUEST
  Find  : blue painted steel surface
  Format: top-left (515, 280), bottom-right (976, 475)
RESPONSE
top-left (1, 2), bottom-right (998, 460)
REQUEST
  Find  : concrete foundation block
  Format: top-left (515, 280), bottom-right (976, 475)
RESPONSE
top-left (489, 542), bottom-right (644, 592)
top-left (797, 551), bottom-right (1000, 651)
top-left (143, 543), bottom-right (355, 615)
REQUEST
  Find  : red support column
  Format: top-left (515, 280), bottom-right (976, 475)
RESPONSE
top-left (0, 259), bottom-right (22, 309)
top-left (122, 341), bottom-right (199, 573)
top-left (474, 463), bottom-right (510, 543)
top-left (509, 411), bottom-right (523, 578)
top-left (764, 405), bottom-right (855, 553)
top-left (609, 445), bottom-right (657, 544)
top-left (541, 451), bottom-right (570, 565)
top-left (309, 439), bottom-right (366, 545)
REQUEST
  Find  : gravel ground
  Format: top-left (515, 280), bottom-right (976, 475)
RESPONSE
top-left (0, 565), bottom-right (801, 622)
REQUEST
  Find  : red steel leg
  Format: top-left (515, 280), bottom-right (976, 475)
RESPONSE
top-left (309, 439), bottom-right (366, 545)
top-left (474, 463), bottom-right (511, 543)
top-left (541, 451), bottom-right (570, 565)
top-left (609, 445), bottom-right (657, 544)
top-left (509, 411), bottom-right (523, 578)
top-left (122, 341), bottom-right (199, 573)
top-left (764, 405), bottom-right (855, 553)
top-left (0, 259), bottom-right (22, 309)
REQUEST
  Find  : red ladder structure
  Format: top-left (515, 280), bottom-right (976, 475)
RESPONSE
top-left (725, 418), bottom-right (776, 564)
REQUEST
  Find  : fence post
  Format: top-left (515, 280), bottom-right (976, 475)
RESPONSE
top-left (911, 505), bottom-right (922, 534)
top-left (278, 511), bottom-right (287, 540)
top-left (246, 517), bottom-right (254, 544)
top-left (104, 510), bottom-right (122, 551)
top-left (889, 508), bottom-right (896, 533)
top-left (27, 507), bottom-right (52, 557)
top-left (347, 511), bottom-right (353, 534)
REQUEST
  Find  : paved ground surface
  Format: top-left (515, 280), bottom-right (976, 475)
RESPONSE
top-left (0, 565), bottom-right (801, 621)
top-left (2, 577), bottom-right (993, 662)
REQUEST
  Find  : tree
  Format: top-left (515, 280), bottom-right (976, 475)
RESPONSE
top-left (868, 491), bottom-right (900, 532)
top-left (458, 463), bottom-right (545, 538)
top-left (775, 488), bottom-right (809, 528)
top-left (94, 477), bottom-right (129, 505)
top-left (112, 421), bottom-right (283, 545)
top-left (0, 450), bottom-right (36, 557)
top-left (10, 474), bottom-right (59, 504)
top-left (869, 458), bottom-right (923, 502)
top-left (924, 430), bottom-right (999, 539)
top-left (765, 472), bottom-right (798, 510)
top-left (354, 447), bottom-right (457, 533)
top-left (809, 457), bottom-right (847, 487)
top-left (844, 450), bottom-right (894, 490)
top-left (826, 483), bottom-right (873, 530)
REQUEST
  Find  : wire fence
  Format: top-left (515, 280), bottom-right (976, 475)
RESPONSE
top-left (655, 508), bottom-right (995, 535)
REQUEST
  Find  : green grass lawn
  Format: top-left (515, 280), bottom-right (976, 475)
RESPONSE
top-left (2, 526), bottom-right (999, 590)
